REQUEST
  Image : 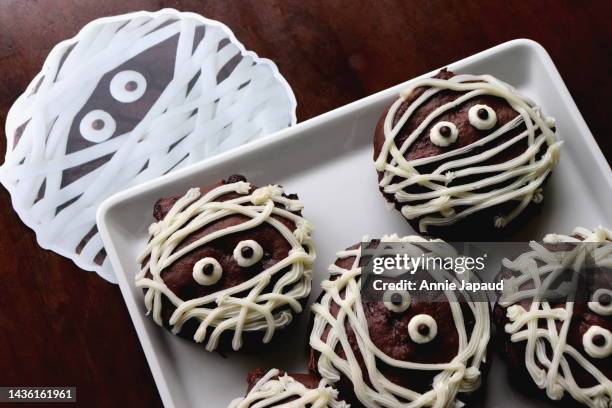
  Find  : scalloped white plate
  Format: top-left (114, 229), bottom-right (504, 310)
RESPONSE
top-left (98, 39), bottom-right (612, 407)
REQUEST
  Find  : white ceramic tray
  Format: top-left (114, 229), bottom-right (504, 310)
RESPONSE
top-left (97, 39), bottom-right (612, 408)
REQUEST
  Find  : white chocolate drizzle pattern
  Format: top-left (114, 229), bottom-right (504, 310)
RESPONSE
top-left (375, 73), bottom-right (561, 232)
top-left (136, 180), bottom-right (315, 351)
top-left (228, 368), bottom-right (349, 408)
top-left (310, 234), bottom-right (490, 408)
top-left (498, 226), bottom-right (612, 408)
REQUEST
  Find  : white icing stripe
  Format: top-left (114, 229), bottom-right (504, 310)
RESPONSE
top-left (499, 226), bottom-right (612, 408)
top-left (310, 234), bottom-right (490, 408)
top-left (375, 73), bottom-right (561, 232)
top-left (228, 369), bottom-right (349, 408)
top-left (136, 181), bottom-right (315, 351)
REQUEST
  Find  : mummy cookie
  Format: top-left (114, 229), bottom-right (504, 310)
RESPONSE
top-left (0, 9), bottom-right (296, 282)
top-left (373, 69), bottom-right (561, 238)
top-left (494, 227), bottom-right (612, 407)
top-left (136, 175), bottom-right (315, 351)
top-left (229, 368), bottom-right (349, 408)
top-left (309, 235), bottom-right (491, 407)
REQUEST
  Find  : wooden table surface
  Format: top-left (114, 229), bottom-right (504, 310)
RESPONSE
top-left (0, 1), bottom-right (610, 406)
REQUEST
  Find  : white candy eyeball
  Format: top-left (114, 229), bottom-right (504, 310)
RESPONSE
top-left (468, 104), bottom-right (497, 130)
top-left (79, 109), bottom-right (116, 142)
top-left (588, 289), bottom-right (612, 316)
top-left (430, 121), bottom-right (458, 147)
top-left (110, 70), bottom-right (147, 103)
top-left (192, 257), bottom-right (222, 286)
top-left (582, 325), bottom-right (612, 359)
top-left (408, 314), bottom-right (438, 344)
top-left (233, 240), bottom-right (264, 267)
top-left (383, 290), bottom-right (411, 313)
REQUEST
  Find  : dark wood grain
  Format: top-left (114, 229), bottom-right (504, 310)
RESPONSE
top-left (0, 1), bottom-right (610, 407)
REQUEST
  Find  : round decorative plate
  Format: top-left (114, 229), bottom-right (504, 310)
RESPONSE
top-left (0, 9), bottom-right (297, 282)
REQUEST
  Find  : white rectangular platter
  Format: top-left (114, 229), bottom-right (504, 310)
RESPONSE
top-left (97, 39), bottom-right (612, 408)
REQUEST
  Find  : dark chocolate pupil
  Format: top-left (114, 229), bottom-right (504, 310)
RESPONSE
top-left (439, 126), bottom-right (451, 137)
top-left (125, 81), bottom-right (138, 91)
top-left (227, 174), bottom-right (247, 183)
top-left (241, 246), bottom-right (254, 258)
top-left (202, 263), bottom-right (214, 275)
top-left (598, 293), bottom-right (611, 306)
top-left (92, 119), bottom-right (104, 130)
top-left (417, 324), bottom-right (430, 336)
top-left (477, 108), bottom-right (489, 120)
top-left (592, 334), bottom-right (606, 347)
top-left (390, 293), bottom-right (403, 305)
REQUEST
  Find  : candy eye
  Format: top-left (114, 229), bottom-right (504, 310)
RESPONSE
top-left (408, 314), bottom-right (438, 344)
top-left (430, 121), bottom-right (458, 147)
top-left (233, 240), bottom-right (264, 267)
top-left (468, 104), bottom-right (497, 130)
top-left (582, 326), bottom-right (612, 359)
top-left (192, 257), bottom-right (222, 286)
top-left (588, 289), bottom-right (612, 316)
top-left (383, 290), bottom-right (411, 313)
top-left (110, 70), bottom-right (147, 103)
top-left (79, 109), bottom-right (116, 142)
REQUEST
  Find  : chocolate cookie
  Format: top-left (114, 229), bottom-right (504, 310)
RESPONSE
top-left (229, 368), bottom-right (348, 407)
top-left (136, 175), bottom-right (316, 352)
top-left (493, 227), bottom-right (612, 408)
top-left (309, 235), bottom-right (491, 407)
top-left (373, 69), bottom-right (560, 240)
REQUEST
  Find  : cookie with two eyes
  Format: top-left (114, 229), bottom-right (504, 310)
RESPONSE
top-left (308, 235), bottom-right (491, 408)
top-left (373, 69), bottom-right (561, 239)
top-left (493, 227), bottom-right (612, 408)
top-left (229, 368), bottom-right (349, 407)
top-left (136, 175), bottom-right (316, 352)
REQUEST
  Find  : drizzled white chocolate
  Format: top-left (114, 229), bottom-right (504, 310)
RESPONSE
top-left (136, 180), bottom-right (315, 351)
top-left (310, 234), bottom-right (490, 408)
top-left (498, 226), bottom-right (612, 408)
top-left (228, 368), bottom-right (349, 408)
top-left (375, 73), bottom-right (561, 232)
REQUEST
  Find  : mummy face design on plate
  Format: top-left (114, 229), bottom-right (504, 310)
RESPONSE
top-left (496, 227), bottom-right (612, 408)
top-left (136, 177), bottom-right (315, 352)
top-left (0, 9), bottom-right (296, 282)
top-left (310, 235), bottom-right (490, 408)
top-left (374, 69), bottom-right (560, 233)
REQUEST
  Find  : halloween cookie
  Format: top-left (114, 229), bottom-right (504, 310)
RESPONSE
top-left (373, 69), bottom-right (561, 239)
top-left (309, 235), bottom-right (491, 407)
top-left (493, 226), bottom-right (612, 407)
top-left (136, 175), bottom-right (315, 351)
top-left (229, 368), bottom-right (348, 407)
